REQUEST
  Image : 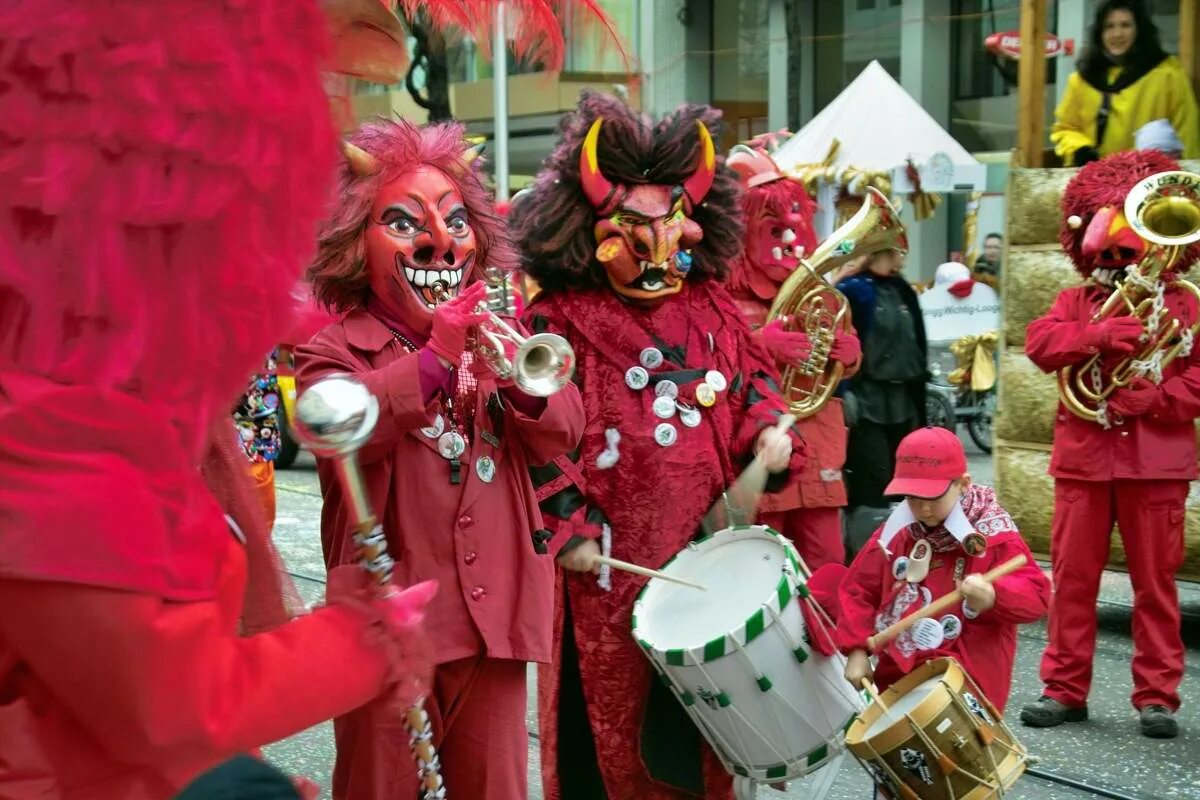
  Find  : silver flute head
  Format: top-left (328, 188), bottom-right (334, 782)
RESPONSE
top-left (292, 375), bottom-right (380, 457)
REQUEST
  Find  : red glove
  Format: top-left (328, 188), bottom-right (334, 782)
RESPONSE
top-left (761, 319), bottom-right (812, 365)
top-left (829, 329), bottom-right (862, 365)
top-left (428, 282), bottom-right (489, 364)
top-left (1088, 317), bottom-right (1144, 356)
top-left (1106, 377), bottom-right (1161, 418)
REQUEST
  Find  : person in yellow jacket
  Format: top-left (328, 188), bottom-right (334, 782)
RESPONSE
top-left (1052, 0), bottom-right (1198, 166)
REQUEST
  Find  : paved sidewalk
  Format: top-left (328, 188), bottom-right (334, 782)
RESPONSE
top-left (264, 450), bottom-right (1200, 800)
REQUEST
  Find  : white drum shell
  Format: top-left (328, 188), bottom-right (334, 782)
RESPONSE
top-left (632, 526), bottom-right (862, 783)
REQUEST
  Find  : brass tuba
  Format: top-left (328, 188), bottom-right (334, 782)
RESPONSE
top-left (1058, 170), bottom-right (1200, 425)
top-left (765, 187), bottom-right (908, 418)
top-left (433, 267), bottom-right (576, 397)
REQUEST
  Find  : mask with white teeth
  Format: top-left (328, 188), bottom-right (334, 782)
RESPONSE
top-left (365, 164), bottom-right (478, 333)
top-left (580, 118), bottom-right (715, 302)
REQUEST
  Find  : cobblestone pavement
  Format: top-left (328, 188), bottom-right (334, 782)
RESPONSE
top-left (264, 445), bottom-right (1200, 800)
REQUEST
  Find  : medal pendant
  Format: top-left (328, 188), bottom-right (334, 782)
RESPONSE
top-left (437, 431), bottom-right (466, 460)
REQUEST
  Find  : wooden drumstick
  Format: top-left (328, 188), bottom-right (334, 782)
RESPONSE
top-left (867, 554), bottom-right (1028, 652)
top-left (593, 555), bottom-right (708, 591)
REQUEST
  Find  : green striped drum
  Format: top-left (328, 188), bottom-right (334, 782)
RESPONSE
top-left (631, 525), bottom-right (862, 788)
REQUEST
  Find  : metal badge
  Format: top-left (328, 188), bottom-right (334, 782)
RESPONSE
top-left (705, 370), bottom-right (728, 393)
top-left (655, 380), bottom-right (679, 399)
top-left (654, 422), bottom-right (678, 447)
top-left (940, 614), bottom-right (963, 641)
top-left (625, 366), bottom-right (650, 391)
top-left (652, 395), bottom-right (677, 419)
top-left (695, 383), bottom-right (717, 407)
top-left (911, 617), bottom-right (946, 651)
top-left (437, 431), bottom-right (466, 460)
top-left (640, 347), bottom-right (665, 369)
top-left (962, 532), bottom-right (988, 558)
top-left (679, 406), bottom-right (702, 428)
top-left (475, 455), bottom-right (496, 483)
top-left (892, 556), bottom-right (908, 580)
top-left (421, 414), bottom-right (445, 439)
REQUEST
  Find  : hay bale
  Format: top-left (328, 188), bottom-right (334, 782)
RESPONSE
top-left (996, 350), bottom-right (1058, 444)
top-left (994, 444), bottom-right (1200, 580)
top-left (1003, 249), bottom-right (1079, 347)
top-left (1006, 169), bottom-right (1076, 246)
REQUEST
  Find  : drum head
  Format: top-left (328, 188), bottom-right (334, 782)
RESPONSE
top-left (864, 675), bottom-right (943, 738)
top-left (636, 526), bottom-right (791, 652)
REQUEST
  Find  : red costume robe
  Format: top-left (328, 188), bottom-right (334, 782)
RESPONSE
top-left (1026, 283), bottom-right (1200, 712)
top-left (296, 310), bottom-right (585, 799)
top-left (730, 291), bottom-right (861, 570)
top-left (837, 485), bottom-right (1050, 712)
top-left (525, 281), bottom-right (799, 800)
top-left (0, 382), bottom-right (404, 800)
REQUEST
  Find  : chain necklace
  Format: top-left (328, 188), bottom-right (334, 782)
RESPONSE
top-left (389, 328), bottom-right (469, 483)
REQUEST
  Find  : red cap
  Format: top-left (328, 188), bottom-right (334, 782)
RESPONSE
top-left (884, 426), bottom-right (968, 499)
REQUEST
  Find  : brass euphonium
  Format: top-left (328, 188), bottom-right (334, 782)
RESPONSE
top-left (433, 267), bottom-right (576, 397)
top-left (765, 187), bottom-right (908, 418)
top-left (1058, 170), bottom-right (1200, 425)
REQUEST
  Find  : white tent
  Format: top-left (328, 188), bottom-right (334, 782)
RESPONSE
top-left (771, 60), bottom-right (987, 198)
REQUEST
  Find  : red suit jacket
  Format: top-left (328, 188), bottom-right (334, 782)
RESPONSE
top-left (1026, 283), bottom-right (1200, 480)
top-left (295, 310), bottom-right (585, 664)
top-left (0, 380), bottom-right (394, 800)
top-left (731, 292), bottom-right (861, 511)
top-left (837, 486), bottom-right (1050, 711)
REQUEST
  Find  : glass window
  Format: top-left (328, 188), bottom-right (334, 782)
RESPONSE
top-left (949, 0), bottom-right (1058, 152)
top-left (711, 0), bottom-right (771, 148)
top-left (813, 0), bottom-right (903, 111)
top-left (564, 0), bottom-right (639, 73)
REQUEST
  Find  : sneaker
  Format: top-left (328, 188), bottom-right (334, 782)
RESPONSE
top-left (1139, 705), bottom-right (1179, 739)
top-left (1020, 695), bottom-right (1088, 728)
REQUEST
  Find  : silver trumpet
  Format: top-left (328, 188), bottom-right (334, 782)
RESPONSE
top-left (433, 266), bottom-right (575, 397)
top-left (292, 376), bottom-right (446, 800)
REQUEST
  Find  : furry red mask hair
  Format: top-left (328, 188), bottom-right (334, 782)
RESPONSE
top-left (1061, 150), bottom-right (1200, 280)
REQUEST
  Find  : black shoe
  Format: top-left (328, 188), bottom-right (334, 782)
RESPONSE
top-left (1139, 705), bottom-right (1179, 739)
top-left (1020, 695), bottom-right (1088, 728)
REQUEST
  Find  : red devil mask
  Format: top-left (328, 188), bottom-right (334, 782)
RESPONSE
top-left (364, 164), bottom-right (478, 334)
top-left (579, 118), bottom-right (716, 302)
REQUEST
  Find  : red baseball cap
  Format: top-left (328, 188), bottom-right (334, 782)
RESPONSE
top-left (884, 426), bottom-right (968, 499)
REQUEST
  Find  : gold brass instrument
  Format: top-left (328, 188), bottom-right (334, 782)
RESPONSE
top-left (432, 267), bottom-right (576, 397)
top-left (1058, 171), bottom-right (1200, 425)
top-left (765, 187), bottom-right (908, 418)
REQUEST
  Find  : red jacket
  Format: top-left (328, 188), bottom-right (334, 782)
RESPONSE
top-left (732, 294), bottom-right (861, 510)
top-left (0, 383), bottom-right (393, 800)
top-left (836, 486), bottom-right (1050, 712)
top-left (295, 310), bottom-right (585, 664)
top-left (1026, 283), bottom-right (1200, 481)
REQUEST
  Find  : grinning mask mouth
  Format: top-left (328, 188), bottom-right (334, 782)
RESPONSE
top-left (364, 164), bottom-right (479, 329)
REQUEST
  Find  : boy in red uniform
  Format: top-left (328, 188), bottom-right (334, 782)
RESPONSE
top-left (839, 427), bottom-right (1050, 712)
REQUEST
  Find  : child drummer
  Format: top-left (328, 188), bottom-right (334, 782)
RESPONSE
top-left (838, 427), bottom-right (1050, 713)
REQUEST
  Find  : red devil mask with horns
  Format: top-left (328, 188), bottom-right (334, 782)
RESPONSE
top-left (580, 118), bottom-right (716, 301)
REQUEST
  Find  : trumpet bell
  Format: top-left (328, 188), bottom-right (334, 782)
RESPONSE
top-left (513, 332), bottom-right (576, 397)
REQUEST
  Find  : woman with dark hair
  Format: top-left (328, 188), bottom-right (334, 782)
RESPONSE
top-left (1052, 0), bottom-right (1198, 166)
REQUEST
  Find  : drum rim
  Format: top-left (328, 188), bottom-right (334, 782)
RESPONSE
top-left (845, 658), bottom-right (966, 752)
top-left (726, 713), bottom-right (858, 781)
top-left (631, 525), bottom-right (810, 665)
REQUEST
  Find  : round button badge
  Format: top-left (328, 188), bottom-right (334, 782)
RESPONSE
top-left (652, 395), bottom-right (677, 419)
top-left (654, 422), bottom-right (678, 447)
top-left (695, 383), bottom-right (717, 407)
top-left (679, 407), bottom-right (702, 428)
top-left (437, 431), bottom-right (466, 460)
top-left (625, 366), bottom-right (650, 391)
top-left (912, 617), bottom-right (946, 651)
top-left (655, 380), bottom-right (679, 399)
top-left (640, 347), bottom-right (665, 369)
top-left (705, 370), bottom-right (728, 393)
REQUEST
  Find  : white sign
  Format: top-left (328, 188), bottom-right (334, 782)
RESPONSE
top-left (919, 282), bottom-right (1001, 343)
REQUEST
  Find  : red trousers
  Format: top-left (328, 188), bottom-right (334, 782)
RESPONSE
top-left (1041, 479), bottom-right (1187, 711)
top-left (333, 656), bottom-right (528, 800)
top-left (759, 507), bottom-right (845, 571)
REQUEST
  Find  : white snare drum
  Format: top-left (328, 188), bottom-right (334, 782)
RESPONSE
top-left (631, 525), bottom-right (863, 786)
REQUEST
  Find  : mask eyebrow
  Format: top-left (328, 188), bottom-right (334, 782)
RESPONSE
top-left (378, 203), bottom-right (420, 222)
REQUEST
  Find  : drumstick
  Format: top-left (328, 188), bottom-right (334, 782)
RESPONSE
top-left (593, 555), bottom-right (708, 591)
top-left (699, 413), bottom-right (796, 535)
top-left (867, 554), bottom-right (1028, 652)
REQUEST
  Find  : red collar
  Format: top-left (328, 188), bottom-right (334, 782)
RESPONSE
top-left (341, 309), bottom-right (399, 353)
